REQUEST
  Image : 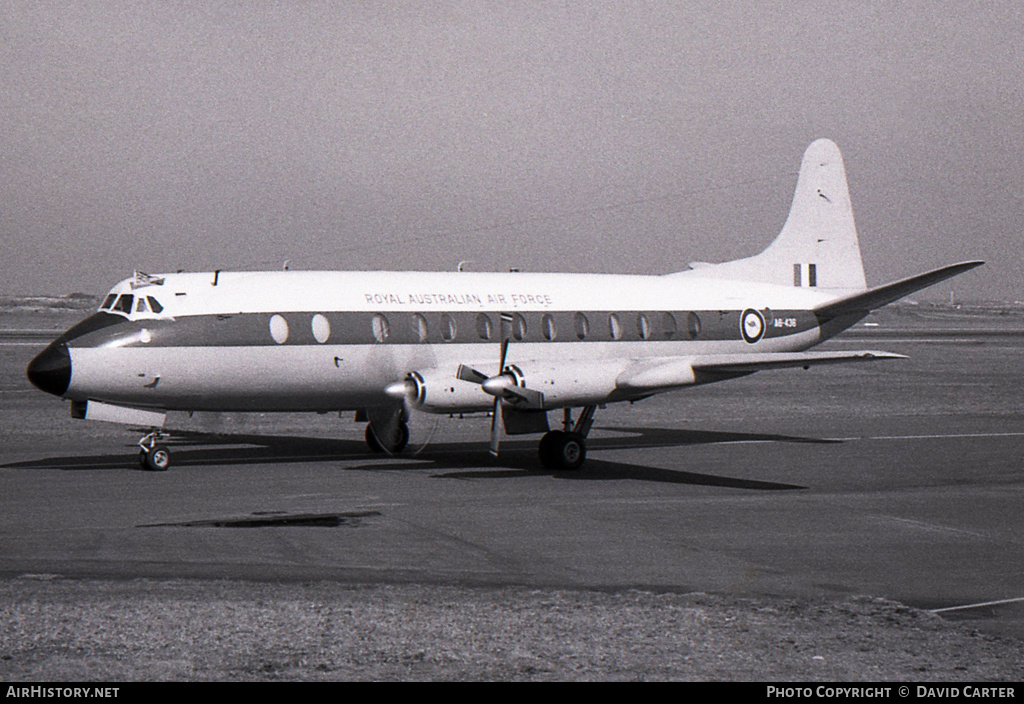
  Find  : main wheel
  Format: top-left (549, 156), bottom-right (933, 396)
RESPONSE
top-left (365, 422), bottom-right (410, 454)
top-left (538, 431), bottom-right (586, 471)
top-left (140, 444), bottom-right (171, 471)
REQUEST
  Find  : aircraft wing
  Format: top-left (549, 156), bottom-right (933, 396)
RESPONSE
top-left (689, 350), bottom-right (907, 373)
top-left (616, 350), bottom-right (906, 392)
top-left (814, 261), bottom-right (984, 319)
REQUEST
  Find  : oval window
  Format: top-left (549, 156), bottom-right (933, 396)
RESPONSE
top-left (476, 313), bottom-right (493, 340)
top-left (511, 313), bottom-right (527, 341)
top-left (270, 314), bottom-right (290, 344)
top-left (441, 313), bottom-right (457, 341)
top-left (371, 314), bottom-right (390, 343)
top-left (636, 313), bottom-right (650, 340)
top-left (687, 312), bottom-right (701, 339)
top-left (574, 312), bottom-right (590, 340)
top-left (609, 313), bottom-right (622, 340)
top-left (312, 314), bottom-right (331, 344)
top-left (542, 313), bottom-right (556, 341)
top-left (412, 313), bottom-right (428, 343)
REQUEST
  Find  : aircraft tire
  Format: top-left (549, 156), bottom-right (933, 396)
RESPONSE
top-left (365, 422), bottom-right (409, 454)
top-left (140, 445), bottom-right (171, 472)
top-left (539, 431), bottom-right (586, 471)
top-left (365, 424), bottom-right (385, 453)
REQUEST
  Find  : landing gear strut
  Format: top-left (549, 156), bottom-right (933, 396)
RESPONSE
top-left (538, 405), bottom-right (597, 471)
top-left (138, 429), bottom-right (171, 471)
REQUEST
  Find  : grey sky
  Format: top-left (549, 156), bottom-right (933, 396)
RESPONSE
top-left (2, 1), bottom-right (1019, 300)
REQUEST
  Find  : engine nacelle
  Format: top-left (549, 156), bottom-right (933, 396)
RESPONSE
top-left (505, 360), bottom-right (625, 408)
top-left (402, 369), bottom-right (493, 413)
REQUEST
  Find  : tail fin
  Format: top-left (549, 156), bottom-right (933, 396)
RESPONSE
top-left (682, 139), bottom-right (867, 293)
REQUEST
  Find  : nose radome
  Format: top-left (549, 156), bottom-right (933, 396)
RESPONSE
top-left (27, 339), bottom-right (71, 397)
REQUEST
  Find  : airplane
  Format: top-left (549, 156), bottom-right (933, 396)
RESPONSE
top-left (26, 139), bottom-right (982, 472)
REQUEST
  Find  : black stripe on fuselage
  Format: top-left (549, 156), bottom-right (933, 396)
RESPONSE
top-left (62, 309), bottom-right (818, 348)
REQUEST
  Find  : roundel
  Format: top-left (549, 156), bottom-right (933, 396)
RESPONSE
top-left (740, 308), bottom-right (765, 343)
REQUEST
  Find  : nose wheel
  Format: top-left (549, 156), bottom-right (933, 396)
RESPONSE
top-left (138, 430), bottom-right (171, 471)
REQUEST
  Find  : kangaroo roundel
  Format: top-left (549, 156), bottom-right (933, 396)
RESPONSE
top-left (741, 309), bottom-right (765, 343)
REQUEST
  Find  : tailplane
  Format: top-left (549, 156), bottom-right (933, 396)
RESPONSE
top-left (681, 139), bottom-right (867, 293)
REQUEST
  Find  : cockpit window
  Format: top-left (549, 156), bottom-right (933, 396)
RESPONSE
top-left (113, 294), bottom-right (134, 314)
top-left (100, 293), bottom-right (117, 310)
top-left (146, 297), bottom-right (164, 314)
top-left (135, 297), bottom-right (150, 313)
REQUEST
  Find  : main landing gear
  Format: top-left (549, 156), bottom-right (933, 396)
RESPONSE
top-left (537, 405), bottom-right (597, 471)
top-left (364, 420), bottom-right (410, 454)
top-left (138, 429), bottom-right (171, 471)
top-left (360, 404), bottom-right (599, 470)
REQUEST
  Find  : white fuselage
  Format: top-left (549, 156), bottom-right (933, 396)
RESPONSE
top-left (57, 269), bottom-right (837, 414)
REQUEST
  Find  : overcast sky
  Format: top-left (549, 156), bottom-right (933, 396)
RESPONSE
top-left (2, 1), bottom-right (1019, 300)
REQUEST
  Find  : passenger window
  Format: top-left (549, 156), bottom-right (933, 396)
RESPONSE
top-left (636, 313), bottom-right (650, 340)
top-left (609, 313), bottom-right (622, 340)
top-left (476, 313), bottom-right (493, 340)
top-left (269, 314), bottom-right (290, 344)
top-left (542, 314), bottom-right (556, 341)
top-left (441, 313), bottom-right (457, 341)
top-left (511, 313), bottom-right (527, 341)
top-left (371, 314), bottom-right (390, 343)
top-left (147, 297), bottom-right (164, 314)
top-left (311, 314), bottom-right (330, 344)
top-left (412, 314), bottom-right (428, 343)
top-left (574, 312), bottom-right (590, 340)
top-left (687, 312), bottom-right (701, 339)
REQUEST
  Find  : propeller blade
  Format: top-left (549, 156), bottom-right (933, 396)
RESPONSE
top-left (502, 385), bottom-right (545, 408)
top-left (488, 335), bottom-right (512, 457)
top-left (489, 397), bottom-right (502, 457)
top-left (456, 364), bottom-right (489, 384)
top-left (498, 337), bottom-right (510, 372)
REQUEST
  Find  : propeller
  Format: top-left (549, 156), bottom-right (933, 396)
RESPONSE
top-left (378, 376), bottom-right (442, 455)
top-left (489, 339), bottom-right (510, 456)
top-left (456, 335), bottom-right (543, 457)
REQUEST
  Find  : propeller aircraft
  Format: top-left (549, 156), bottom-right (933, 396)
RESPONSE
top-left (26, 139), bottom-right (982, 471)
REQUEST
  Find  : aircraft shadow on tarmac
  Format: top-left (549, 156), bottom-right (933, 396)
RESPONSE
top-left (0, 426), bottom-right (826, 489)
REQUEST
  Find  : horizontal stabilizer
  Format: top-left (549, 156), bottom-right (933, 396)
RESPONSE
top-left (815, 261), bottom-right (984, 319)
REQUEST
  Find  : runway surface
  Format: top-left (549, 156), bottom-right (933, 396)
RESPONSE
top-left (2, 308), bottom-right (1023, 639)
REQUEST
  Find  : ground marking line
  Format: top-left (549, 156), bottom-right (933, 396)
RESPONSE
top-left (828, 432), bottom-right (1024, 442)
top-left (931, 597), bottom-right (1024, 614)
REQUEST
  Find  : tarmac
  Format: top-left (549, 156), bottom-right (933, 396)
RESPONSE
top-left (2, 307), bottom-right (1022, 640)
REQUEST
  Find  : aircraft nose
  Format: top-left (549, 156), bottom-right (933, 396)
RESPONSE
top-left (27, 339), bottom-right (72, 397)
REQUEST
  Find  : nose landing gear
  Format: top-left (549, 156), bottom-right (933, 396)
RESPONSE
top-left (138, 429), bottom-right (171, 471)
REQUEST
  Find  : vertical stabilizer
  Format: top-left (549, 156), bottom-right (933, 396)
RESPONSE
top-left (682, 139), bottom-right (868, 293)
